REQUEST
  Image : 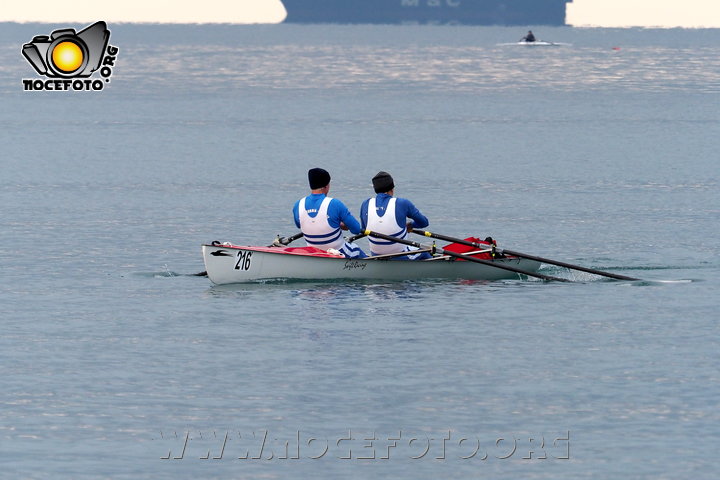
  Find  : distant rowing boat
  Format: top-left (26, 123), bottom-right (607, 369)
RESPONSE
top-left (201, 241), bottom-right (541, 284)
top-left (497, 41), bottom-right (572, 47)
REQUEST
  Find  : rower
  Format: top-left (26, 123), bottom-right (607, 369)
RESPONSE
top-left (360, 171), bottom-right (432, 260)
top-left (293, 168), bottom-right (367, 258)
top-left (521, 30), bottom-right (536, 42)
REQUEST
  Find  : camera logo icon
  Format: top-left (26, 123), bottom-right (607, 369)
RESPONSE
top-left (22, 21), bottom-right (110, 78)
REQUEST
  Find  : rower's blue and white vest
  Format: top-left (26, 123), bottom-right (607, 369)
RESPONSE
top-left (366, 197), bottom-right (408, 255)
top-left (298, 196), bottom-right (345, 251)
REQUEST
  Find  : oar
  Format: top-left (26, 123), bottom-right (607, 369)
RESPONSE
top-left (412, 230), bottom-right (639, 281)
top-left (364, 230), bottom-right (569, 282)
top-left (347, 232), bottom-right (368, 243)
top-left (366, 248), bottom-right (434, 260)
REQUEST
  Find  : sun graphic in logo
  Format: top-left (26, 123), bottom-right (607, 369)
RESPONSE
top-left (51, 40), bottom-right (84, 73)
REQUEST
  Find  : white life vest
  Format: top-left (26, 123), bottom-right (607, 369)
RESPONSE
top-left (367, 197), bottom-right (407, 255)
top-left (298, 196), bottom-right (345, 251)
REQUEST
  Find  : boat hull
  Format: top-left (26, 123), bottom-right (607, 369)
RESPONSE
top-left (202, 244), bottom-right (542, 284)
top-left (498, 41), bottom-right (570, 46)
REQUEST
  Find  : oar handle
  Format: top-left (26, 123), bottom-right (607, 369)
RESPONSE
top-left (347, 232), bottom-right (368, 243)
top-left (269, 232), bottom-right (304, 247)
top-left (364, 229), bottom-right (428, 250)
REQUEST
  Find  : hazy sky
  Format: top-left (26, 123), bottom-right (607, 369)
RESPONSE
top-left (0, 0), bottom-right (288, 24)
top-left (1, 0), bottom-right (719, 27)
top-left (568, 0), bottom-right (720, 27)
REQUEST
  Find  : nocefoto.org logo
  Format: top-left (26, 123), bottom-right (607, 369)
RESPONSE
top-left (21, 21), bottom-right (119, 91)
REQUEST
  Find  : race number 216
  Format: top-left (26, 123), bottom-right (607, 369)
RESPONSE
top-left (234, 251), bottom-right (253, 271)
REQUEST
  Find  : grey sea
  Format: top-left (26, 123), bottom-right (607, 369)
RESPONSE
top-left (1, 23), bottom-right (718, 479)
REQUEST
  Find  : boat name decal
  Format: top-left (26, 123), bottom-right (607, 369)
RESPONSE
top-left (343, 260), bottom-right (367, 271)
top-left (234, 250), bottom-right (253, 271)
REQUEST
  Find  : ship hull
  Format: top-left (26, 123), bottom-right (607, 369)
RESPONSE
top-left (281, 0), bottom-right (572, 26)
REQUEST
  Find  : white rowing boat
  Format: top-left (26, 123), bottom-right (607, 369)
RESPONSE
top-left (497, 41), bottom-right (571, 47)
top-left (201, 241), bottom-right (542, 284)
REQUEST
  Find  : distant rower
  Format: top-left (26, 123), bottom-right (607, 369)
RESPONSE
top-left (521, 30), bottom-right (536, 42)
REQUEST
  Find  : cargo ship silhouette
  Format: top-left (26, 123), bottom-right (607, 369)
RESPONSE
top-left (281, 0), bottom-right (572, 25)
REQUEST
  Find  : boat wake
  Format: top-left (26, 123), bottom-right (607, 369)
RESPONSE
top-left (134, 270), bottom-right (183, 278)
top-left (135, 264), bottom-right (204, 278)
top-left (538, 264), bottom-right (701, 284)
top-left (649, 279), bottom-right (694, 283)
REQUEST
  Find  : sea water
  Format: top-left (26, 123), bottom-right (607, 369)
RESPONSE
top-left (0, 24), bottom-right (718, 479)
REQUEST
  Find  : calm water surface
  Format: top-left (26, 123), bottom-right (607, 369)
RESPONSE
top-left (1, 24), bottom-right (718, 479)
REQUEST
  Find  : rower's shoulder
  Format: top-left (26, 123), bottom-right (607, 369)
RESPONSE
top-left (394, 196), bottom-right (416, 207)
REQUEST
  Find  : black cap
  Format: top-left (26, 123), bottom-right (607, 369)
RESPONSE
top-left (372, 171), bottom-right (394, 193)
top-left (308, 168), bottom-right (331, 189)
